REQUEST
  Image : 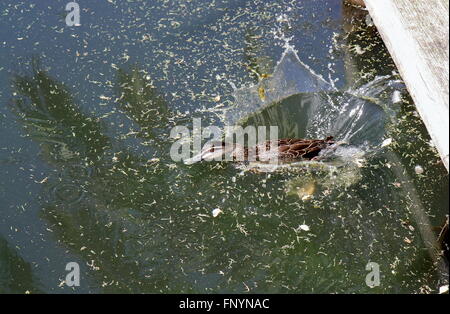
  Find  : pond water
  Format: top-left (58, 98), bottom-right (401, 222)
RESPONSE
top-left (0, 0), bottom-right (448, 293)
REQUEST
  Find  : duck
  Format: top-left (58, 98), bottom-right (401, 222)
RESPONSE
top-left (184, 136), bottom-right (335, 165)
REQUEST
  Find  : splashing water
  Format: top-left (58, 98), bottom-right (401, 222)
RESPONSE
top-left (211, 44), bottom-right (406, 193)
top-left (225, 45), bottom-right (332, 127)
top-left (223, 45), bottom-right (404, 167)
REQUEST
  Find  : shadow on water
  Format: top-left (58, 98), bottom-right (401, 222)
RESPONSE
top-left (8, 62), bottom-right (261, 292)
top-left (8, 62), bottom-right (182, 292)
top-left (9, 58), bottom-right (110, 166)
top-left (0, 237), bottom-right (42, 294)
top-left (115, 65), bottom-right (172, 149)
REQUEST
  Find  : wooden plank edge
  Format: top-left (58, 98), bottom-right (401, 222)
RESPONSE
top-left (364, 0), bottom-right (449, 171)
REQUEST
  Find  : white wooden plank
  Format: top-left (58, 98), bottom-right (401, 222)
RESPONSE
top-left (364, 0), bottom-right (449, 171)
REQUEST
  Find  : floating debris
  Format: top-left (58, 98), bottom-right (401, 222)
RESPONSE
top-left (392, 90), bottom-right (402, 104)
top-left (212, 208), bottom-right (223, 217)
top-left (365, 14), bottom-right (374, 27)
top-left (414, 165), bottom-right (424, 175)
top-left (439, 285), bottom-right (449, 294)
top-left (258, 86), bottom-right (266, 101)
top-left (381, 138), bottom-right (393, 147)
top-left (354, 158), bottom-right (366, 168)
top-left (298, 224), bottom-right (310, 232)
top-left (35, 177), bottom-right (48, 184)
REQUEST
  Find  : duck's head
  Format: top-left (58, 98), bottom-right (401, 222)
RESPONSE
top-left (184, 141), bottom-right (239, 165)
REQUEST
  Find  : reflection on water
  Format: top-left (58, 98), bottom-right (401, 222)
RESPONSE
top-left (0, 237), bottom-right (41, 294)
top-left (10, 63), bottom-right (109, 165)
top-left (0, 0), bottom-right (448, 293)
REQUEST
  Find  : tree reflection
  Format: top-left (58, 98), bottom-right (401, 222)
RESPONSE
top-left (115, 65), bottom-right (172, 151)
top-left (8, 61), bottom-right (196, 292)
top-left (10, 62), bottom-right (109, 165)
top-left (0, 237), bottom-right (41, 294)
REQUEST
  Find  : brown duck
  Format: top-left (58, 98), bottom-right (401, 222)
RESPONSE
top-left (184, 136), bottom-right (335, 164)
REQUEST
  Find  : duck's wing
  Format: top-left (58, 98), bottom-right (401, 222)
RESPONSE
top-left (276, 137), bottom-right (335, 160)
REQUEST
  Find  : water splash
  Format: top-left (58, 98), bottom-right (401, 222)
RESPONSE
top-left (215, 43), bottom-right (406, 191)
top-left (224, 46), bottom-right (331, 126)
top-left (226, 45), bottom-right (404, 160)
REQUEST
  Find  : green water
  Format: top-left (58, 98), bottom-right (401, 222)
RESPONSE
top-left (0, 0), bottom-right (448, 293)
